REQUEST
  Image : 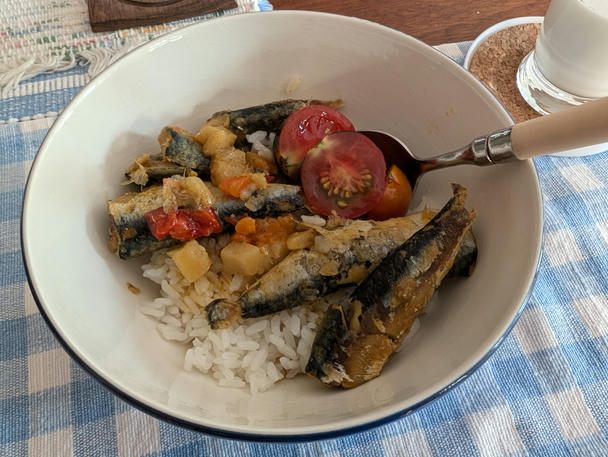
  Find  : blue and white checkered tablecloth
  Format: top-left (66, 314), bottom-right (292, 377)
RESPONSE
top-left (2, 38), bottom-right (608, 457)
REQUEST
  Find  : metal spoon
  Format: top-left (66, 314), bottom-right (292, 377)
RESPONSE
top-left (362, 96), bottom-right (608, 189)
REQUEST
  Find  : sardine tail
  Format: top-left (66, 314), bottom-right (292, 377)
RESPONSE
top-left (206, 299), bottom-right (242, 329)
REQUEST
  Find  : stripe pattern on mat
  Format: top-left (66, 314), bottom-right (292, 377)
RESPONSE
top-left (0, 0), bottom-right (265, 97)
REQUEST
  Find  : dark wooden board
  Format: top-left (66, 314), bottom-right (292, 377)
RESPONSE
top-left (272, 0), bottom-right (551, 45)
top-left (88, 0), bottom-right (237, 32)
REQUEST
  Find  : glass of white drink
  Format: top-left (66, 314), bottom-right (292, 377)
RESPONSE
top-left (517, 0), bottom-right (608, 114)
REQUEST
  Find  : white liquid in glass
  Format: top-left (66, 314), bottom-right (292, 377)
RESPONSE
top-left (535, 0), bottom-right (608, 97)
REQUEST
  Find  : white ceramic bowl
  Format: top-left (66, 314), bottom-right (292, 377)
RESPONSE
top-left (22, 11), bottom-right (543, 440)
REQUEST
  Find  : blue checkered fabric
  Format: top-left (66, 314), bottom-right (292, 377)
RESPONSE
top-left (2, 39), bottom-right (608, 457)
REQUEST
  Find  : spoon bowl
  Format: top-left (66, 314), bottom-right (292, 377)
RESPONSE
top-left (361, 131), bottom-right (423, 187)
top-left (363, 96), bottom-right (608, 191)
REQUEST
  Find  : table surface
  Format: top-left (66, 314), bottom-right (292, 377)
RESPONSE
top-left (273, 0), bottom-right (551, 45)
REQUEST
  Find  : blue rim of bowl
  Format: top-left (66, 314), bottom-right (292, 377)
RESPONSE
top-left (20, 10), bottom-right (544, 442)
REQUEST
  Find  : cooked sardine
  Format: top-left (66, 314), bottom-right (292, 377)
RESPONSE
top-left (211, 182), bottom-right (305, 222)
top-left (158, 126), bottom-right (210, 171)
top-left (305, 304), bottom-right (349, 383)
top-left (124, 153), bottom-right (196, 187)
top-left (206, 208), bottom-right (477, 329)
top-left (107, 182), bottom-right (305, 259)
top-left (446, 229), bottom-right (477, 278)
top-left (306, 184), bottom-right (476, 388)
top-left (208, 99), bottom-right (344, 141)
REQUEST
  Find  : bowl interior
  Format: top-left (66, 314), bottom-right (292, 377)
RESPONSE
top-left (22, 11), bottom-right (542, 438)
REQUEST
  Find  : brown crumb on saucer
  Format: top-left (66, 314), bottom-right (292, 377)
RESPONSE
top-left (126, 282), bottom-right (141, 295)
top-left (469, 23), bottom-right (542, 123)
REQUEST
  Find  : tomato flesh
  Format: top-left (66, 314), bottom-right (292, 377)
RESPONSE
top-left (367, 165), bottom-right (413, 220)
top-left (234, 216), bottom-right (256, 236)
top-left (231, 216), bottom-right (296, 246)
top-left (300, 131), bottom-right (386, 218)
top-left (276, 105), bottom-right (355, 180)
top-left (145, 207), bottom-right (222, 241)
top-left (218, 175), bottom-right (255, 198)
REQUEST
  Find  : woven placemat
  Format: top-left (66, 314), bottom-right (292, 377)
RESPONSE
top-left (0, 0), bottom-right (269, 97)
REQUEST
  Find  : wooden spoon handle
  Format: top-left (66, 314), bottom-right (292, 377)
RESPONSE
top-left (510, 97), bottom-right (608, 159)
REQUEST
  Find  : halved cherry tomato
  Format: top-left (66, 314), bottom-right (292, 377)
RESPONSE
top-left (145, 207), bottom-right (222, 241)
top-left (300, 131), bottom-right (386, 218)
top-left (367, 165), bottom-right (413, 221)
top-left (275, 105), bottom-right (355, 180)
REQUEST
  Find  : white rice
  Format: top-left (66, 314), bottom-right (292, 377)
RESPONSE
top-left (245, 131), bottom-right (275, 162)
top-left (300, 214), bottom-right (326, 227)
top-left (140, 233), bottom-right (323, 394)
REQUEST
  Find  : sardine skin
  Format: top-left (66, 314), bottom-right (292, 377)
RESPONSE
top-left (159, 126), bottom-right (210, 171)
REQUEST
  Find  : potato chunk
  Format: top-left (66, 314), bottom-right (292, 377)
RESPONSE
top-left (260, 240), bottom-right (289, 266)
top-left (286, 230), bottom-right (315, 250)
top-left (168, 240), bottom-right (211, 283)
top-left (195, 124), bottom-right (237, 157)
top-left (220, 241), bottom-right (268, 276)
